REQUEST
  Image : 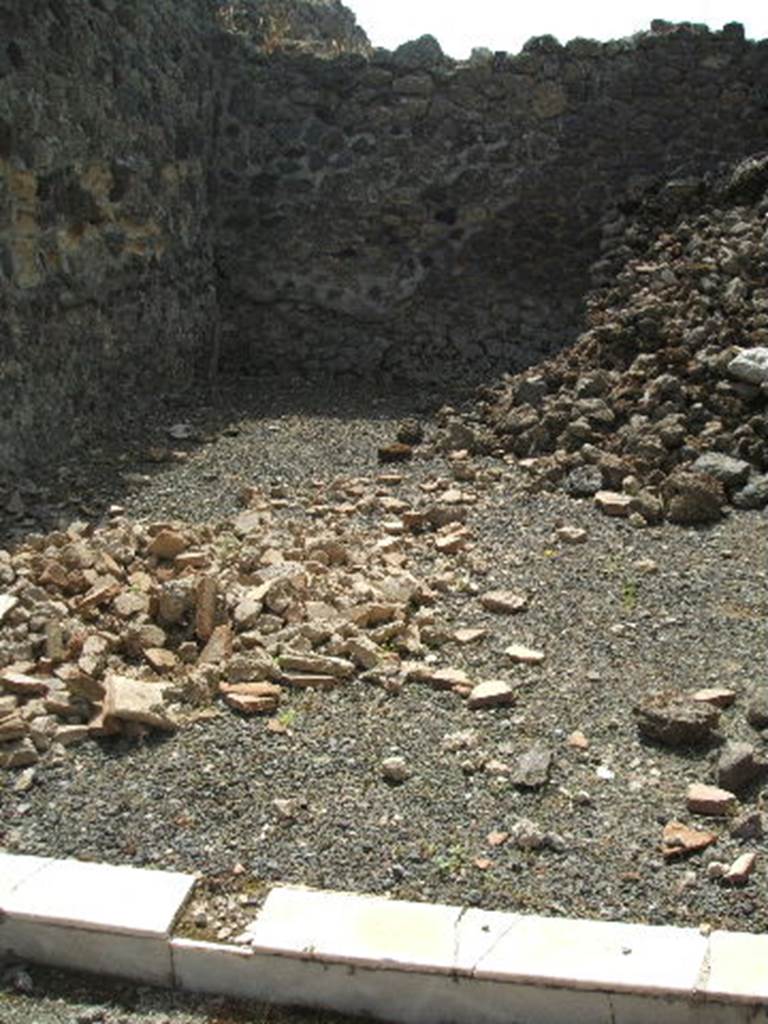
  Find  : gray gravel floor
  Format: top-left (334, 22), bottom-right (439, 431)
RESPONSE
top-left (2, 380), bottom-right (768, 1013)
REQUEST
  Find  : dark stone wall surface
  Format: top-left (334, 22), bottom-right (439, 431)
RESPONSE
top-left (2, 1), bottom-right (768, 473)
top-left (0, 0), bottom-right (219, 471)
top-left (215, 22), bottom-right (768, 385)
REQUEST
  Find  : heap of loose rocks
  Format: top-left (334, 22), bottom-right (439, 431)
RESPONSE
top-left (466, 154), bottom-right (768, 525)
top-left (0, 471), bottom-right (527, 770)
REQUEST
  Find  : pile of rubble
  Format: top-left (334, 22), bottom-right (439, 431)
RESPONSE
top-left (469, 154), bottom-right (768, 525)
top-left (0, 471), bottom-right (525, 770)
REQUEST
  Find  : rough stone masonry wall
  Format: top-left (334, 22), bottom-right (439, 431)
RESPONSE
top-left (215, 23), bottom-right (768, 384)
top-left (0, 0), bottom-right (218, 472)
top-left (3, 2), bottom-right (768, 475)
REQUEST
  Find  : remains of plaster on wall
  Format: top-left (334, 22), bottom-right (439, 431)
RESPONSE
top-left (3, 163), bottom-right (41, 288)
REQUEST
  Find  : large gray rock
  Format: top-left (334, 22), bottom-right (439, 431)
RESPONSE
top-left (727, 347), bottom-right (768, 385)
top-left (732, 475), bottom-right (768, 510)
top-left (634, 692), bottom-right (720, 747)
top-left (662, 471), bottom-right (725, 525)
top-left (692, 453), bottom-right (751, 489)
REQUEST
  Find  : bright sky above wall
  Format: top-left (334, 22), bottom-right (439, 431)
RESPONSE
top-left (344, 1), bottom-right (768, 59)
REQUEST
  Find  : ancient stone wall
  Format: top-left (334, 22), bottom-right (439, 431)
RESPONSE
top-left (214, 23), bottom-right (768, 385)
top-left (0, 0), bottom-right (219, 471)
top-left (3, 1), bottom-right (768, 473)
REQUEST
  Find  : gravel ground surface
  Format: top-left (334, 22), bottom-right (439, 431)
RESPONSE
top-left (2, 380), bottom-right (768, 985)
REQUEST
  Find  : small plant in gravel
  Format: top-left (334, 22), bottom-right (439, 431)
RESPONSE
top-left (276, 706), bottom-right (297, 729)
top-left (434, 842), bottom-right (470, 878)
top-left (621, 578), bottom-right (639, 611)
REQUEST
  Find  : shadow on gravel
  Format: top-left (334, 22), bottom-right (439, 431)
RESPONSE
top-left (0, 372), bottom-right (477, 547)
top-left (0, 963), bottom-right (381, 1024)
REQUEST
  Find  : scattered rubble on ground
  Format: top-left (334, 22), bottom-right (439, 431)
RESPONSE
top-left (0, 469), bottom-right (536, 769)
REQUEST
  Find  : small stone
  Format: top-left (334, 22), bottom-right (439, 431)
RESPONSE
top-left (566, 730), bottom-right (589, 750)
top-left (746, 689), bottom-right (768, 730)
top-left (686, 783), bottom-right (737, 816)
top-left (54, 724), bottom-right (89, 747)
top-left (716, 742), bottom-right (768, 792)
top-left (661, 821), bottom-right (718, 859)
top-left (223, 693), bottom-right (279, 715)
top-left (148, 530), bottom-right (189, 559)
top-left (409, 665), bottom-right (470, 689)
top-left (441, 729), bottom-right (479, 752)
top-left (175, 550), bottom-right (210, 569)
top-left (510, 818), bottom-right (547, 851)
top-left (564, 466), bottom-right (603, 497)
top-left (722, 852), bottom-right (757, 885)
top-left (692, 687), bottom-right (736, 708)
top-left (78, 581), bottom-right (120, 610)
top-left (13, 766), bottom-right (36, 792)
top-left (556, 526), bottom-right (588, 544)
top-left (662, 471), bottom-right (724, 525)
top-left (195, 576), bottom-right (218, 640)
top-left (692, 453), bottom-right (750, 489)
top-left (103, 674), bottom-right (177, 731)
top-left (0, 669), bottom-right (52, 697)
top-left (396, 419), bottom-right (424, 445)
top-left (594, 491), bottom-right (632, 517)
top-left (732, 475), bottom-right (768, 510)
top-left (487, 830), bottom-right (509, 847)
top-left (596, 765), bottom-right (615, 781)
top-left (729, 810), bottom-right (766, 841)
top-left (199, 624), bottom-right (233, 665)
top-left (278, 652), bottom-right (355, 680)
top-left (0, 714), bottom-right (28, 742)
top-left (220, 681), bottom-right (282, 699)
top-left (511, 743), bottom-right (553, 789)
top-left (0, 737), bottom-right (39, 769)
top-left (453, 627), bottom-right (487, 645)
top-left (467, 679), bottom-right (519, 710)
top-left (479, 590), bottom-right (529, 614)
top-left (727, 346), bottom-right (768, 385)
top-left (143, 648), bottom-right (179, 673)
top-left (504, 644), bottom-right (545, 665)
top-left (706, 861), bottom-right (727, 880)
top-left (0, 594), bottom-right (19, 623)
top-left (113, 591), bottom-right (150, 618)
top-left (381, 755), bottom-right (411, 783)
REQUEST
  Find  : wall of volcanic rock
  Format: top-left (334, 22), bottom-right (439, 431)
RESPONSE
top-left (0, 0), bottom-right (219, 471)
top-left (214, 23), bottom-right (768, 384)
top-left (3, 1), bottom-right (768, 474)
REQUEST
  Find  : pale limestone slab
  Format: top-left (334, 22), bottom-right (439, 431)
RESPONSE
top-left (0, 853), bottom-right (54, 903)
top-left (0, 918), bottom-right (172, 986)
top-left (609, 991), bottom-right (760, 1024)
top-left (703, 931), bottom-right (768, 1005)
top-left (454, 907), bottom-right (526, 971)
top-left (2, 856), bottom-right (194, 937)
top-left (246, 886), bottom-right (462, 973)
top-left (172, 937), bottom-right (615, 1024)
top-left (474, 915), bottom-right (708, 996)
